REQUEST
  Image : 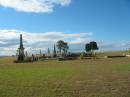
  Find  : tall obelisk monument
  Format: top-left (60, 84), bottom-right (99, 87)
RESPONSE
top-left (18, 34), bottom-right (25, 61)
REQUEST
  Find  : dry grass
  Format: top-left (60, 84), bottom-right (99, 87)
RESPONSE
top-left (0, 57), bottom-right (130, 97)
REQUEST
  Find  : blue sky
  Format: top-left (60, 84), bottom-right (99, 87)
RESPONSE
top-left (0, 0), bottom-right (130, 55)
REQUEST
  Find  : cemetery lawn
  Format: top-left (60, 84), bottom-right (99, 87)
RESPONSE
top-left (0, 57), bottom-right (130, 97)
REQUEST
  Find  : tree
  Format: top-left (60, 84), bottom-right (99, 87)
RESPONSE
top-left (56, 40), bottom-right (64, 54)
top-left (85, 43), bottom-right (91, 52)
top-left (85, 41), bottom-right (98, 55)
top-left (63, 42), bottom-right (69, 56)
top-left (90, 41), bottom-right (98, 51)
top-left (56, 40), bottom-right (69, 56)
top-left (90, 41), bottom-right (98, 55)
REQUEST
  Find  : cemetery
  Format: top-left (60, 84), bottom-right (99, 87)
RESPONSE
top-left (0, 34), bottom-right (130, 97)
top-left (0, 0), bottom-right (129, 96)
top-left (15, 34), bottom-right (130, 63)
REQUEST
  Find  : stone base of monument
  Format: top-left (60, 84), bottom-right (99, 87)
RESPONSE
top-left (58, 57), bottom-right (78, 61)
top-left (14, 60), bottom-right (33, 63)
top-left (14, 56), bottom-right (38, 63)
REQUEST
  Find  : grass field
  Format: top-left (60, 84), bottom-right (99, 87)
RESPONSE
top-left (0, 57), bottom-right (130, 97)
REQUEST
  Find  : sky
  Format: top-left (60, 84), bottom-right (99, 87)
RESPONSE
top-left (0, 0), bottom-right (130, 55)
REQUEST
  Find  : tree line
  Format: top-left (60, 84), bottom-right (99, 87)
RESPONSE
top-left (56, 40), bottom-right (98, 56)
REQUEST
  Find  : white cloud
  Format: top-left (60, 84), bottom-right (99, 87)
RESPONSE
top-left (0, 0), bottom-right (71, 13)
top-left (98, 40), bottom-right (130, 51)
top-left (0, 29), bottom-right (129, 56)
top-left (0, 29), bottom-right (93, 55)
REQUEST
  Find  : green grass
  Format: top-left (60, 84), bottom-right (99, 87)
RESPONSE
top-left (0, 57), bottom-right (130, 97)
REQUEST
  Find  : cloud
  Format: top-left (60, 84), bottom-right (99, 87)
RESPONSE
top-left (0, 29), bottom-right (93, 55)
top-left (98, 40), bottom-right (130, 51)
top-left (0, 29), bottom-right (129, 56)
top-left (0, 0), bottom-right (71, 13)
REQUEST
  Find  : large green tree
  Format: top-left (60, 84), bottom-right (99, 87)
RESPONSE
top-left (85, 43), bottom-right (91, 52)
top-left (85, 41), bottom-right (98, 54)
top-left (63, 42), bottom-right (69, 55)
top-left (56, 40), bottom-right (64, 54)
top-left (90, 41), bottom-right (98, 51)
top-left (56, 40), bottom-right (69, 56)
